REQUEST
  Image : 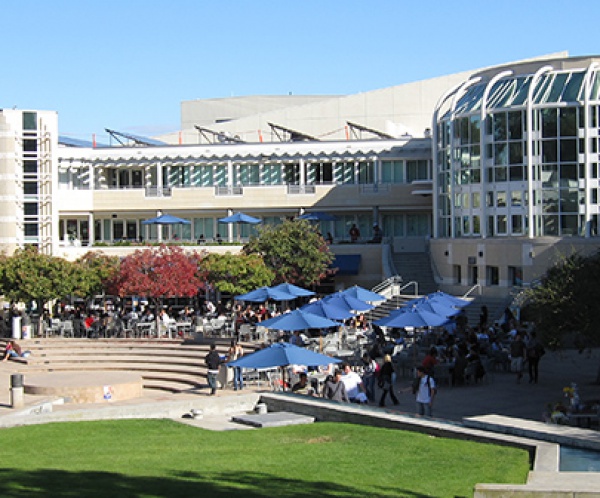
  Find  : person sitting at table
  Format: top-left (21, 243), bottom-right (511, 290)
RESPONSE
top-left (292, 372), bottom-right (312, 395)
top-left (322, 369), bottom-right (348, 402)
top-left (289, 330), bottom-right (305, 347)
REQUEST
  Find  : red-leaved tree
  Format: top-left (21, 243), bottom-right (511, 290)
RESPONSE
top-left (113, 245), bottom-right (204, 333)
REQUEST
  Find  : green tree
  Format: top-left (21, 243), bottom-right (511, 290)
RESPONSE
top-left (200, 252), bottom-right (274, 296)
top-left (74, 251), bottom-right (121, 298)
top-left (524, 251), bottom-right (600, 382)
top-left (0, 247), bottom-right (79, 313)
top-left (243, 219), bottom-right (334, 287)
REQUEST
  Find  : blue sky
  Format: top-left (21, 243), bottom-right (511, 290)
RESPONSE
top-left (2, 0), bottom-right (597, 141)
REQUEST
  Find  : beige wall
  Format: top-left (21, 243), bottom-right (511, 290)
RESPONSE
top-left (430, 237), bottom-right (600, 298)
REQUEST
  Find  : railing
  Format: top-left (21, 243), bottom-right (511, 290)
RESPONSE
top-left (399, 281), bottom-right (419, 296)
top-left (462, 283), bottom-right (481, 299)
top-left (215, 185), bottom-right (243, 196)
top-left (360, 184), bottom-right (390, 194)
top-left (372, 275), bottom-right (403, 299)
top-left (287, 185), bottom-right (316, 194)
top-left (145, 186), bottom-right (172, 197)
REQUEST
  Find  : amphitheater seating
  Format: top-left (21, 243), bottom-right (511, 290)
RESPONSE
top-left (0, 338), bottom-right (240, 394)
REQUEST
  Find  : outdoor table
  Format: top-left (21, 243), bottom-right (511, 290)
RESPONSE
top-left (176, 322), bottom-right (192, 337)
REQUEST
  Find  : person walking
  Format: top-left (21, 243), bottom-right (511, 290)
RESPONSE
top-left (204, 343), bottom-right (221, 396)
top-left (526, 331), bottom-right (544, 384)
top-left (378, 355), bottom-right (399, 407)
top-left (322, 369), bottom-right (349, 402)
top-left (414, 366), bottom-right (437, 417)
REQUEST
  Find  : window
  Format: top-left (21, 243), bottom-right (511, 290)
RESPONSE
top-left (508, 266), bottom-right (523, 286)
top-left (406, 160), bottom-right (429, 181)
top-left (381, 160), bottom-right (404, 183)
top-left (486, 266), bottom-right (499, 286)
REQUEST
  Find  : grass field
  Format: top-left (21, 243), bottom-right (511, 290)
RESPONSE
top-left (0, 419), bottom-right (529, 497)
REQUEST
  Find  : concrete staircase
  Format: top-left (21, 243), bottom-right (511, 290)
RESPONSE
top-left (1, 338), bottom-right (238, 394)
top-left (392, 252), bottom-right (438, 296)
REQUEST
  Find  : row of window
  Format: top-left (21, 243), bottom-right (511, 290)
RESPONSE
top-left (58, 159), bottom-right (431, 190)
top-left (59, 213), bottom-right (432, 244)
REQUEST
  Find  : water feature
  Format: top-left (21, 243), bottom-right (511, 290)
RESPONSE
top-left (560, 446), bottom-right (600, 472)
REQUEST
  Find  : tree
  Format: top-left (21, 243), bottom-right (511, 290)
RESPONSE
top-left (200, 252), bottom-right (274, 296)
top-left (524, 251), bottom-right (600, 383)
top-left (74, 251), bottom-right (121, 298)
top-left (113, 245), bottom-right (204, 333)
top-left (0, 247), bottom-right (79, 314)
top-left (243, 219), bottom-right (334, 287)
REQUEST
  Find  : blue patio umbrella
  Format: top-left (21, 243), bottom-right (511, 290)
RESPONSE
top-left (235, 286), bottom-right (296, 302)
top-left (228, 342), bottom-right (341, 370)
top-left (270, 283), bottom-right (315, 298)
top-left (300, 300), bottom-right (355, 321)
top-left (323, 293), bottom-right (374, 312)
top-left (141, 213), bottom-right (191, 225)
top-left (425, 291), bottom-right (471, 308)
top-left (400, 297), bottom-right (462, 318)
top-left (297, 211), bottom-right (338, 221)
top-left (218, 212), bottom-right (261, 224)
top-left (340, 285), bottom-right (386, 303)
top-left (258, 309), bottom-right (340, 331)
top-left (374, 306), bottom-right (449, 329)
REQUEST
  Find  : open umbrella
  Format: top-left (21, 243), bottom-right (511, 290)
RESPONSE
top-left (400, 297), bottom-right (462, 318)
top-left (218, 212), bottom-right (261, 224)
top-left (300, 300), bottom-right (355, 321)
top-left (425, 291), bottom-right (471, 308)
top-left (323, 293), bottom-right (374, 312)
top-left (228, 342), bottom-right (340, 370)
top-left (235, 286), bottom-right (296, 303)
top-left (297, 211), bottom-right (338, 222)
top-left (340, 285), bottom-right (386, 303)
top-left (141, 213), bottom-right (191, 225)
top-left (374, 306), bottom-right (449, 328)
top-left (258, 309), bottom-right (340, 331)
top-left (270, 283), bottom-right (315, 298)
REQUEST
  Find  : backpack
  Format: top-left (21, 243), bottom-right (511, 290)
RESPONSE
top-left (412, 375), bottom-right (433, 395)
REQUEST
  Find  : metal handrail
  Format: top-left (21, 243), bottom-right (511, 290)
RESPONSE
top-left (399, 281), bottom-right (419, 296)
top-left (462, 283), bottom-right (481, 298)
top-left (372, 275), bottom-right (402, 293)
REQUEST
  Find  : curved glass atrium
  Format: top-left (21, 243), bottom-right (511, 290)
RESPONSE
top-left (434, 62), bottom-right (600, 239)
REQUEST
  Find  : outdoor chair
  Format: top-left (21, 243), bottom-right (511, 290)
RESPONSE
top-left (60, 320), bottom-right (74, 338)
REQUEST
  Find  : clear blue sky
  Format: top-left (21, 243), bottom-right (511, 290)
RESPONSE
top-left (2, 0), bottom-right (597, 141)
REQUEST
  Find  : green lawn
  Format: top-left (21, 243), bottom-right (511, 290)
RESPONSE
top-left (0, 420), bottom-right (529, 497)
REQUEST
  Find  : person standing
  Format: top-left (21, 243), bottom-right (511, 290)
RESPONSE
top-left (227, 340), bottom-right (244, 390)
top-left (205, 343), bottom-right (221, 396)
top-left (510, 332), bottom-right (526, 384)
top-left (414, 366), bottom-right (437, 417)
top-left (361, 353), bottom-right (379, 402)
top-left (526, 331), bottom-right (543, 384)
top-left (378, 355), bottom-right (399, 407)
top-left (349, 224), bottom-right (360, 243)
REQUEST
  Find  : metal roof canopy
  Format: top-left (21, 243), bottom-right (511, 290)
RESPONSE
top-left (346, 121), bottom-right (394, 140)
top-left (59, 135), bottom-right (108, 148)
top-left (194, 125), bottom-right (246, 144)
top-left (105, 128), bottom-right (167, 147)
top-left (268, 122), bottom-right (319, 142)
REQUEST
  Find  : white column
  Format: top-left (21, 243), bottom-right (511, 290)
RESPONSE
top-left (583, 63), bottom-right (598, 237)
top-left (480, 70), bottom-right (513, 239)
top-left (526, 66), bottom-right (553, 239)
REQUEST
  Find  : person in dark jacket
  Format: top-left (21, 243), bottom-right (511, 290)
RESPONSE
top-left (204, 343), bottom-right (221, 395)
top-left (378, 354), bottom-right (399, 407)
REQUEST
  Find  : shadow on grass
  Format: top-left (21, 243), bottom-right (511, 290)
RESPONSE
top-left (0, 468), bottom-right (432, 497)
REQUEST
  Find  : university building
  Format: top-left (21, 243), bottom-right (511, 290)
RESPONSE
top-left (1, 52), bottom-right (599, 299)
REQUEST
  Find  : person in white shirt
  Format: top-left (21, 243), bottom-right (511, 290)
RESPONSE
top-left (414, 366), bottom-right (437, 416)
top-left (340, 362), bottom-right (368, 403)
